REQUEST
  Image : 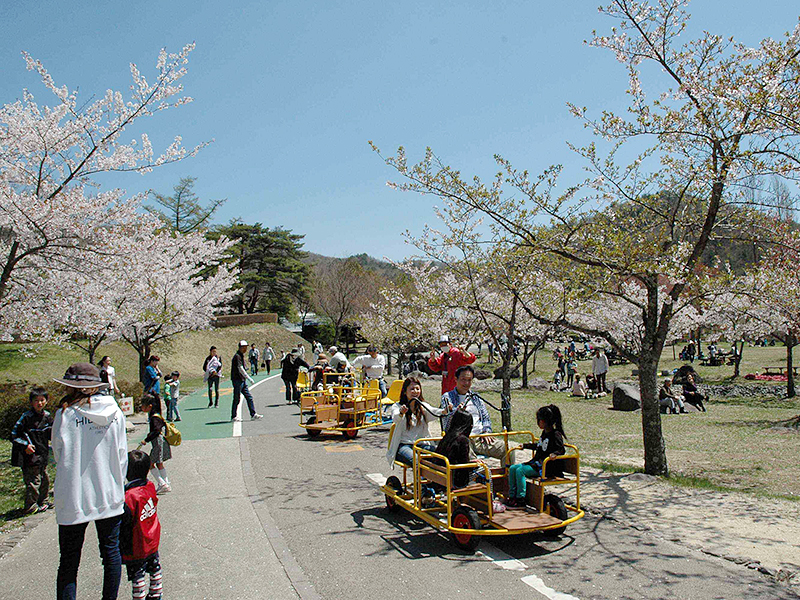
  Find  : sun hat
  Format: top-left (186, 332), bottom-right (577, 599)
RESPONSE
top-left (53, 363), bottom-right (110, 389)
top-left (328, 346), bottom-right (338, 354)
top-left (438, 334), bottom-right (450, 344)
top-left (239, 339), bottom-right (248, 347)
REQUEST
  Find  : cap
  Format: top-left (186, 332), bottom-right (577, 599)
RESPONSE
top-left (438, 334), bottom-right (450, 344)
top-left (239, 340), bottom-right (248, 347)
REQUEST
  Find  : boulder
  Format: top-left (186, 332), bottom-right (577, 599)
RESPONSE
top-left (473, 368), bottom-right (493, 380)
top-left (528, 377), bottom-right (551, 391)
top-left (493, 366), bottom-right (520, 379)
top-left (612, 383), bottom-right (641, 411)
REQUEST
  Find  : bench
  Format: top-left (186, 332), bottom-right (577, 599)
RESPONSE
top-left (763, 366), bottom-right (799, 376)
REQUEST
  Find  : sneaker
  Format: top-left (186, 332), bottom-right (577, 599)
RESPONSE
top-left (505, 497), bottom-right (525, 509)
top-left (24, 504), bottom-right (40, 515)
top-left (231, 416), bottom-right (241, 422)
top-left (175, 418), bottom-right (181, 422)
top-left (41, 501), bottom-right (54, 510)
top-left (251, 413), bottom-right (263, 420)
top-left (207, 403), bottom-right (213, 408)
top-left (156, 484), bottom-right (172, 495)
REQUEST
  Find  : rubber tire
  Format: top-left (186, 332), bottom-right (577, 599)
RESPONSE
top-left (544, 493), bottom-right (568, 536)
top-left (342, 419), bottom-right (359, 439)
top-left (305, 416), bottom-right (321, 438)
top-left (451, 506), bottom-right (482, 552)
top-left (385, 475), bottom-right (403, 513)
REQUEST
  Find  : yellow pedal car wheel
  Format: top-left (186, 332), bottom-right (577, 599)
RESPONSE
top-left (543, 493), bottom-right (568, 536)
top-left (451, 506), bottom-right (481, 552)
top-left (305, 416), bottom-right (321, 438)
top-left (341, 419), bottom-right (358, 439)
top-left (384, 476), bottom-right (403, 512)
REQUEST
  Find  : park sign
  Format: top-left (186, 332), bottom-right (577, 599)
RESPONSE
top-left (118, 397), bottom-right (134, 416)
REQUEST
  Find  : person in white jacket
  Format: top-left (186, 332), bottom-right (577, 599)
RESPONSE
top-left (386, 377), bottom-right (452, 467)
top-left (52, 362), bottom-right (128, 600)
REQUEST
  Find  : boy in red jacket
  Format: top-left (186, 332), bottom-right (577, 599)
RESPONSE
top-left (121, 450), bottom-right (162, 600)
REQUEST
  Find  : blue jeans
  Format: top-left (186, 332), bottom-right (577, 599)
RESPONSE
top-left (395, 440), bottom-right (436, 466)
top-left (57, 514), bottom-right (122, 600)
top-left (508, 462), bottom-right (540, 499)
top-left (166, 397), bottom-right (180, 421)
top-left (231, 379), bottom-right (256, 419)
top-left (250, 360), bottom-right (258, 376)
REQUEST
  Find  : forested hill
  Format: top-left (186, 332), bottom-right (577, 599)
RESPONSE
top-left (305, 252), bottom-right (401, 280)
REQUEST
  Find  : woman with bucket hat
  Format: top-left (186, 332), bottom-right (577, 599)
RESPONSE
top-left (52, 362), bottom-right (128, 600)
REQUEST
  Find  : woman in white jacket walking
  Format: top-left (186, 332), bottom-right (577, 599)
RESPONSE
top-left (52, 363), bottom-right (128, 600)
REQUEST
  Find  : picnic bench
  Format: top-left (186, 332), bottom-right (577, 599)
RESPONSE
top-left (763, 366), bottom-right (799, 376)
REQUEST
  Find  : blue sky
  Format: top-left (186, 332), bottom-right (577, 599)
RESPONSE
top-left (1, 1), bottom-right (798, 260)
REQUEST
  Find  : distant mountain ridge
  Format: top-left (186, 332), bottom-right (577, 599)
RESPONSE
top-left (304, 252), bottom-right (402, 280)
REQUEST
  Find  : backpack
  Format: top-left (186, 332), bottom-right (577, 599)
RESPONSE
top-left (164, 421), bottom-right (182, 446)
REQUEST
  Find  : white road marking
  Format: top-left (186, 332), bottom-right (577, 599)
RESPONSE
top-left (233, 375), bottom-right (281, 438)
top-left (365, 473), bottom-right (388, 486)
top-left (521, 574), bottom-right (581, 600)
top-left (478, 544), bottom-right (527, 571)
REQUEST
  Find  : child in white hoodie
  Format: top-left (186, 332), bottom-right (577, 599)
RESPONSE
top-left (52, 362), bottom-right (128, 600)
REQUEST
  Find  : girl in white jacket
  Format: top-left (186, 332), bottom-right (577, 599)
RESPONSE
top-left (52, 363), bottom-right (128, 600)
top-left (386, 377), bottom-right (451, 467)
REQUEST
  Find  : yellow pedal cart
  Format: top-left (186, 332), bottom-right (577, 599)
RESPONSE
top-left (381, 431), bottom-right (584, 551)
top-left (299, 375), bottom-right (383, 439)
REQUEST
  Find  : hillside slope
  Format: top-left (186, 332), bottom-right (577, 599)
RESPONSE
top-left (0, 323), bottom-right (309, 390)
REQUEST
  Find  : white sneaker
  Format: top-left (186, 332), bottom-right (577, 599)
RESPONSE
top-left (251, 413), bottom-right (263, 420)
top-left (156, 484), bottom-right (172, 495)
top-left (231, 416), bottom-right (241, 422)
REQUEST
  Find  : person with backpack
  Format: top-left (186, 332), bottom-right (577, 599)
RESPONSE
top-left (139, 394), bottom-right (172, 495)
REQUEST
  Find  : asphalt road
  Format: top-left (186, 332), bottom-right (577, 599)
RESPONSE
top-left (244, 377), bottom-right (799, 600)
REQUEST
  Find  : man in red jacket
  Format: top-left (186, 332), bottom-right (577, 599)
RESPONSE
top-left (121, 450), bottom-right (163, 600)
top-left (428, 334), bottom-right (476, 394)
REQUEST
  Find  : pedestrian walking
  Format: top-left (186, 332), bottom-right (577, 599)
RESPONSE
top-left (121, 450), bottom-right (163, 600)
top-left (203, 346), bottom-right (222, 408)
top-left (248, 343), bottom-right (260, 376)
top-left (231, 340), bottom-right (263, 421)
top-left (263, 342), bottom-right (275, 375)
top-left (52, 362), bottom-right (128, 600)
top-left (139, 394), bottom-right (172, 494)
top-left (98, 356), bottom-right (122, 398)
top-left (281, 348), bottom-right (310, 403)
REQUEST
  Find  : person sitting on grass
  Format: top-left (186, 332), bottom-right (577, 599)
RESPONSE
top-left (681, 373), bottom-right (707, 412)
top-left (506, 404), bottom-right (567, 508)
top-left (659, 379), bottom-right (687, 414)
top-left (122, 450), bottom-right (163, 600)
top-left (11, 386), bottom-right (54, 515)
top-left (571, 374), bottom-right (588, 398)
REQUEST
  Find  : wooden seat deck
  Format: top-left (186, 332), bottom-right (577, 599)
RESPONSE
top-left (304, 419), bottom-right (339, 430)
top-left (486, 509), bottom-right (561, 530)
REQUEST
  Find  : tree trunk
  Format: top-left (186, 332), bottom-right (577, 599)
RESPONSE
top-left (386, 350), bottom-right (392, 376)
top-left (788, 333), bottom-right (796, 399)
top-left (532, 348), bottom-right (537, 373)
top-left (521, 341), bottom-right (530, 388)
top-left (733, 341), bottom-right (743, 379)
top-left (638, 351), bottom-right (668, 476)
top-left (138, 343), bottom-right (152, 384)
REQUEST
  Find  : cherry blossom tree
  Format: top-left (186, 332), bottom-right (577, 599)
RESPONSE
top-left (117, 230), bottom-right (237, 381)
top-left (0, 44), bottom-right (205, 341)
top-left (374, 0), bottom-right (800, 475)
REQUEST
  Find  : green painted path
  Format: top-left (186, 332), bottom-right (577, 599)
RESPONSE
top-left (173, 373), bottom-right (278, 441)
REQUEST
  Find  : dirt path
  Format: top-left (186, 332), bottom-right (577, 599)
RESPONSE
top-left (581, 468), bottom-right (800, 586)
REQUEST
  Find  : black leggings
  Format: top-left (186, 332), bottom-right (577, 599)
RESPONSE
top-left (283, 377), bottom-right (298, 402)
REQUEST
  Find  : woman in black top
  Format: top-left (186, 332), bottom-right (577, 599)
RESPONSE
top-left (682, 374), bottom-right (707, 412)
